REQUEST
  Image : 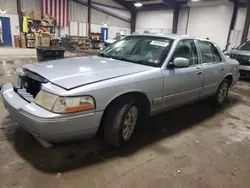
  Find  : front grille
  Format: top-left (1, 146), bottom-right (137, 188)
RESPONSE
top-left (232, 54), bottom-right (250, 66)
top-left (20, 75), bottom-right (42, 98)
top-left (240, 70), bottom-right (250, 77)
top-left (17, 89), bottom-right (34, 102)
top-left (16, 69), bottom-right (49, 100)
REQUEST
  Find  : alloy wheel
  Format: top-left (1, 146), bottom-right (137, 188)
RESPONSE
top-left (122, 106), bottom-right (138, 141)
top-left (218, 83), bottom-right (228, 103)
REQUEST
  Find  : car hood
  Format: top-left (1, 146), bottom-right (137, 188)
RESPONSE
top-left (230, 49), bottom-right (250, 56)
top-left (23, 56), bottom-right (153, 90)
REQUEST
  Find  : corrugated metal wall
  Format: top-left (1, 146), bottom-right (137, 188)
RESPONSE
top-left (91, 9), bottom-right (130, 28)
top-left (0, 0), bottom-right (17, 14)
top-left (69, 1), bottom-right (88, 22)
top-left (20, 0), bottom-right (41, 12)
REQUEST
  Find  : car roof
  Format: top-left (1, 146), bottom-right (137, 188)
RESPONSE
top-left (132, 33), bottom-right (200, 40)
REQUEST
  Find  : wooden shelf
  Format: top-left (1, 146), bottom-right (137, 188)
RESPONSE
top-left (28, 18), bottom-right (50, 21)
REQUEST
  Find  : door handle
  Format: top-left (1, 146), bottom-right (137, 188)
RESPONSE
top-left (197, 71), bottom-right (203, 75)
top-left (220, 68), bottom-right (224, 71)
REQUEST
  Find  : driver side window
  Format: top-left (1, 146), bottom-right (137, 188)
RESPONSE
top-left (172, 39), bottom-right (198, 66)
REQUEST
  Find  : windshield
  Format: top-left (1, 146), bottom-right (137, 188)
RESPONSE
top-left (238, 41), bottom-right (250, 51)
top-left (99, 36), bottom-right (173, 67)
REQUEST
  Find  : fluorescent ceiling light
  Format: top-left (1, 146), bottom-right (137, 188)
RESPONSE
top-left (191, 0), bottom-right (201, 1)
top-left (134, 2), bottom-right (143, 7)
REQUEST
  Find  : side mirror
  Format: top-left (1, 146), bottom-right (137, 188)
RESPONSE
top-left (169, 57), bottom-right (189, 68)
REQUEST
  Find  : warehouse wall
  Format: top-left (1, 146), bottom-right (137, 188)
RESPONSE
top-left (91, 8), bottom-right (130, 38)
top-left (69, 0), bottom-right (130, 38)
top-left (91, 23), bottom-right (130, 37)
top-left (69, 1), bottom-right (88, 22)
top-left (69, 0), bottom-right (88, 36)
top-left (20, 0), bottom-right (41, 12)
top-left (230, 7), bottom-right (248, 48)
top-left (73, 0), bottom-right (130, 21)
top-left (135, 10), bottom-right (173, 34)
top-left (0, 0), bottom-right (19, 46)
top-left (92, 1), bottom-right (130, 22)
top-left (69, 22), bottom-right (87, 36)
top-left (186, 2), bottom-right (234, 50)
top-left (0, 0), bottom-right (18, 14)
top-left (91, 9), bottom-right (130, 28)
top-left (177, 8), bottom-right (189, 35)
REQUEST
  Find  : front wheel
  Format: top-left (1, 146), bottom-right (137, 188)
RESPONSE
top-left (212, 79), bottom-right (229, 106)
top-left (103, 97), bottom-right (139, 148)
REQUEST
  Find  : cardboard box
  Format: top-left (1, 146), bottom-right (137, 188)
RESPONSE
top-left (20, 35), bottom-right (26, 48)
top-left (27, 39), bottom-right (35, 48)
top-left (35, 34), bottom-right (41, 47)
top-left (14, 35), bottom-right (20, 48)
top-left (41, 37), bottom-right (51, 47)
top-left (31, 10), bottom-right (41, 20)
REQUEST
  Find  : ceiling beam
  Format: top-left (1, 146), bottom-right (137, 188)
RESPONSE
top-left (92, 2), bottom-right (127, 10)
top-left (112, 0), bottom-right (137, 34)
top-left (73, 0), bottom-right (131, 22)
top-left (162, 0), bottom-right (179, 9)
top-left (138, 3), bottom-right (170, 11)
top-left (112, 0), bottom-right (136, 12)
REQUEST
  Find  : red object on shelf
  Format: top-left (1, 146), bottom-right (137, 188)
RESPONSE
top-left (40, 27), bottom-right (47, 32)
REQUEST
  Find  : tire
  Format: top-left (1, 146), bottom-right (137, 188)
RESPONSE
top-left (103, 96), bottom-right (139, 148)
top-left (212, 79), bottom-right (229, 107)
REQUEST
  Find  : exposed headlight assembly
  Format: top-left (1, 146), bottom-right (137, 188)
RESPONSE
top-left (35, 90), bottom-right (95, 113)
top-left (11, 73), bottom-right (21, 88)
top-left (11, 68), bottom-right (26, 89)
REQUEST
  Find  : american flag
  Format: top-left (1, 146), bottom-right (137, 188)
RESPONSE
top-left (41, 0), bottom-right (69, 27)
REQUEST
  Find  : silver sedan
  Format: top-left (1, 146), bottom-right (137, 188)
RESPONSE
top-left (1, 34), bottom-right (240, 148)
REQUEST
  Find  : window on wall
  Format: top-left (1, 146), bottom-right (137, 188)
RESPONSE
top-left (198, 40), bottom-right (222, 64)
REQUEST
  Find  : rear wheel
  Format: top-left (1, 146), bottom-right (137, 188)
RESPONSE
top-left (212, 79), bottom-right (229, 106)
top-left (103, 96), bottom-right (139, 148)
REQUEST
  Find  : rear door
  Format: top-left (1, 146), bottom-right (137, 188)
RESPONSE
top-left (196, 40), bottom-right (226, 97)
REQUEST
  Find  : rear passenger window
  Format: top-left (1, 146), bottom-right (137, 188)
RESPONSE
top-left (210, 43), bottom-right (222, 62)
top-left (198, 41), bottom-right (214, 63)
top-left (198, 40), bottom-right (222, 63)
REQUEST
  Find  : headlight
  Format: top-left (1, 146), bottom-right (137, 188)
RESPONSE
top-left (35, 90), bottom-right (95, 113)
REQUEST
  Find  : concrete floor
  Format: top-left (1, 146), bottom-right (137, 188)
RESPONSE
top-left (1, 58), bottom-right (250, 188)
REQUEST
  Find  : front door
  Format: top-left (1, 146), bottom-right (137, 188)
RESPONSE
top-left (161, 39), bottom-right (203, 109)
top-left (196, 40), bottom-right (226, 97)
top-left (0, 17), bottom-right (12, 46)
